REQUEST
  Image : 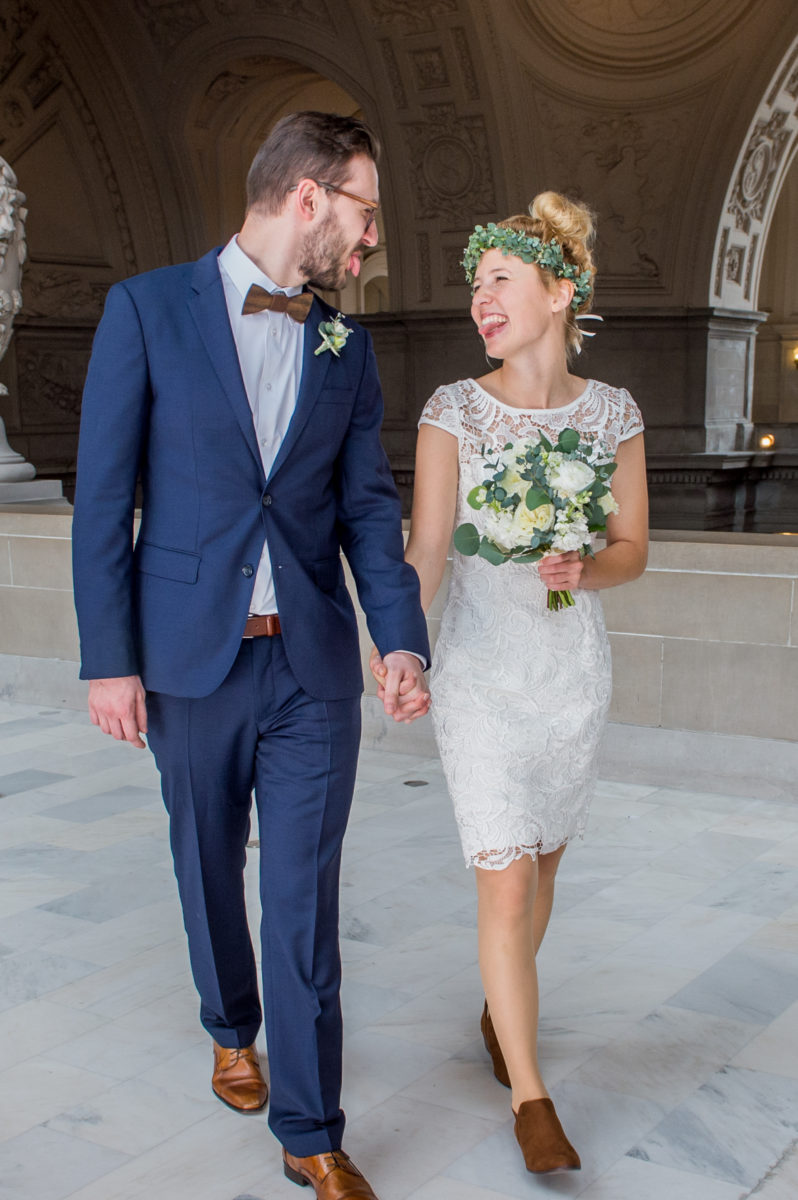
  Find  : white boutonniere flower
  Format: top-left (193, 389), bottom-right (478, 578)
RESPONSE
top-left (315, 312), bottom-right (351, 357)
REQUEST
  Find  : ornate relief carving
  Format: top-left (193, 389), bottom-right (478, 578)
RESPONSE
top-left (712, 35), bottom-right (798, 310)
top-left (379, 39), bottom-right (406, 109)
top-left (531, 96), bottom-right (702, 283)
top-left (23, 55), bottom-right (60, 107)
top-left (253, 0), bottom-right (331, 20)
top-left (131, 0), bottom-right (208, 53)
top-left (18, 344), bottom-right (86, 423)
top-left (0, 0), bottom-right (36, 85)
top-left (368, 0), bottom-right (458, 35)
top-left (442, 243), bottom-right (466, 286)
top-left (725, 245), bottom-right (745, 285)
top-left (411, 48), bottom-right (449, 91)
top-left (729, 110), bottom-right (790, 235)
top-left (557, 0), bottom-right (710, 34)
top-left (22, 267), bottom-right (108, 320)
top-left (2, 99), bottom-right (26, 132)
top-left (417, 232), bottom-right (431, 302)
top-left (451, 27), bottom-right (479, 100)
top-left (403, 104), bottom-right (495, 219)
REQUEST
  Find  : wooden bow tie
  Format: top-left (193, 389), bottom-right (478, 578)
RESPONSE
top-left (241, 285), bottom-right (313, 323)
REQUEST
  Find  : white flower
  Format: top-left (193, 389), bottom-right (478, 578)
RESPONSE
top-left (315, 312), bottom-right (352, 357)
top-left (513, 501), bottom-right (555, 539)
top-left (598, 491), bottom-right (619, 516)
top-left (483, 507), bottom-right (518, 552)
top-left (546, 458), bottom-right (596, 499)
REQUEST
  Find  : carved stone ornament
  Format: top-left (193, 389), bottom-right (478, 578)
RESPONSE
top-left (132, 0), bottom-right (208, 53)
top-left (254, 0), bottom-right (331, 19)
top-left (403, 104), bottom-right (496, 220)
top-left (729, 110), bottom-right (790, 235)
top-left (368, 0), bottom-right (459, 35)
top-left (711, 34), bottom-right (798, 309)
top-left (0, 155), bottom-right (35, 483)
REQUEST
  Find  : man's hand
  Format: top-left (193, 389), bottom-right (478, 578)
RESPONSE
top-left (88, 676), bottom-right (148, 748)
top-left (370, 649), bottom-right (430, 724)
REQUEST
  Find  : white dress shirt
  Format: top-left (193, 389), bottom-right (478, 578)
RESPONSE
top-left (218, 236), bottom-right (305, 616)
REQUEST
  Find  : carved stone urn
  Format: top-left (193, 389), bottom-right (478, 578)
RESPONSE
top-left (0, 155), bottom-right (36, 484)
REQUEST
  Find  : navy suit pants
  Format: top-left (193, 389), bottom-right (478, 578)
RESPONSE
top-left (146, 635), bottom-right (361, 1156)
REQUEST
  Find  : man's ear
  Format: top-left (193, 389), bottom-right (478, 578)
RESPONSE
top-left (293, 177), bottom-right (321, 223)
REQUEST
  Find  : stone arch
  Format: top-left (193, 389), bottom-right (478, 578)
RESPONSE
top-left (710, 35), bottom-right (798, 312)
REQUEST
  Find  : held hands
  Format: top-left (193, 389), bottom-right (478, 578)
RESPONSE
top-left (88, 676), bottom-right (148, 748)
top-left (369, 649), bottom-right (430, 724)
top-left (538, 550), bottom-right (584, 593)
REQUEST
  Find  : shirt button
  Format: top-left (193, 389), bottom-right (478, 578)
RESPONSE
top-left (262, 494), bottom-right (272, 507)
top-left (265, 383), bottom-right (272, 391)
top-left (242, 564), bottom-right (254, 577)
top-left (261, 437), bottom-right (268, 447)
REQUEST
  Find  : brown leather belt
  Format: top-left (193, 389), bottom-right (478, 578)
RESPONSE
top-left (243, 614), bottom-right (282, 638)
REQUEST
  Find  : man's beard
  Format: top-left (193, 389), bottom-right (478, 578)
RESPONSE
top-left (298, 211), bottom-right (353, 290)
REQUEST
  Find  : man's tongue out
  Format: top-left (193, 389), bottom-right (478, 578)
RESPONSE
top-left (348, 252), bottom-right (361, 277)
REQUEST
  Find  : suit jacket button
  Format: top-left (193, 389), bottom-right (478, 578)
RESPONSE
top-left (262, 494), bottom-right (272, 507)
top-left (242, 564), bottom-right (254, 577)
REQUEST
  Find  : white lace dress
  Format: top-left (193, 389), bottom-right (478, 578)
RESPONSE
top-left (420, 377), bottom-right (644, 870)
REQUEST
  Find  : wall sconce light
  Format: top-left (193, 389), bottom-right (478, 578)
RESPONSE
top-left (793, 347), bottom-right (798, 369)
top-left (759, 433), bottom-right (776, 449)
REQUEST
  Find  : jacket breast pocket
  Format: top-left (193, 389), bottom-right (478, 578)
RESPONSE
top-left (135, 541), bottom-right (201, 584)
top-left (316, 387), bottom-right (351, 405)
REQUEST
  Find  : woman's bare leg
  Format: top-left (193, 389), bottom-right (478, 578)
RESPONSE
top-left (476, 845), bottom-right (568, 1108)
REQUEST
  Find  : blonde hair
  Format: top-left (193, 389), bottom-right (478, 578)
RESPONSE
top-left (498, 191), bottom-right (596, 362)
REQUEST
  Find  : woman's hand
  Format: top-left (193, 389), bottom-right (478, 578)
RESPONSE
top-left (538, 550), bottom-right (584, 592)
top-left (369, 645), bottom-right (387, 686)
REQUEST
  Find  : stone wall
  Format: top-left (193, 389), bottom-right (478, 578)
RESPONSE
top-left (4, 505), bottom-right (795, 748)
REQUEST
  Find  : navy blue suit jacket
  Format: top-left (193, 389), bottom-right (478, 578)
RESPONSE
top-left (72, 247), bottom-right (429, 699)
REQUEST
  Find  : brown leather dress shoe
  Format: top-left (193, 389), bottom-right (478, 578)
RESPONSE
top-left (481, 1001), bottom-right (511, 1088)
top-left (211, 1041), bottom-right (268, 1112)
top-left (513, 1098), bottom-right (581, 1174)
top-left (282, 1149), bottom-right (379, 1198)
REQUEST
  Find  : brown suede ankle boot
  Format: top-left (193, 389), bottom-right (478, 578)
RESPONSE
top-left (480, 1001), bottom-right (511, 1089)
top-left (513, 1098), bottom-right (581, 1174)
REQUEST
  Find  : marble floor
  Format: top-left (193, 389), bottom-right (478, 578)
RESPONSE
top-left (1, 699), bottom-right (798, 1200)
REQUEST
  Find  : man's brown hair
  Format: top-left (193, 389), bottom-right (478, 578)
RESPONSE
top-left (246, 111), bottom-right (380, 216)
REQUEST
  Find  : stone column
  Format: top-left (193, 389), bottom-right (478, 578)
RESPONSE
top-left (0, 156), bottom-right (62, 501)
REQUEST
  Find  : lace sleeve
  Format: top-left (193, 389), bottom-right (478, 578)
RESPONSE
top-left (619, 389), bottom-right (645, 442)
top-left (419, 385), bottom-right (460, 440)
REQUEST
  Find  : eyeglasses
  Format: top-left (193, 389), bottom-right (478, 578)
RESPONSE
top-left (290, 179), bottom-right (379, 232)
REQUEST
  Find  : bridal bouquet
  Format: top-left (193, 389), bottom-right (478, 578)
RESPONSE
top-left (453, 427), bottom-right (618, 611)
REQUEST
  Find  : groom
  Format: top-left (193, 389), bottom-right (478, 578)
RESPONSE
top-left (72, 111), bottom-right (430, 1198)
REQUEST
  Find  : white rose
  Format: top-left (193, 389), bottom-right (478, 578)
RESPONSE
top-left (512, 501), bottom-right (555, 540)
top-left (547, 460), bottom-right (596, 499)
top-left (598, 492), bottom-right (619, 516)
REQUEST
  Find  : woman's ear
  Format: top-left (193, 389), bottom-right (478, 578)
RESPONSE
top-left (552, 278), bottom-right (575, 313)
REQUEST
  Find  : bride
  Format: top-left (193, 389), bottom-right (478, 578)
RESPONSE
top-left (373, 191), bottom-right (648, 1174)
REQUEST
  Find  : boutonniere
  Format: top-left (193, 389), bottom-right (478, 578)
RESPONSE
top-left (315, 312), bottom-right (352, 357)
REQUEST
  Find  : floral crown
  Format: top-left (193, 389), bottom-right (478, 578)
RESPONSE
top-left (462, 222), bottom-right (593, 312)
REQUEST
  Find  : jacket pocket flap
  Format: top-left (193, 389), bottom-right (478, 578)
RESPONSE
top-left (136, 541), bottom-right (200, 583)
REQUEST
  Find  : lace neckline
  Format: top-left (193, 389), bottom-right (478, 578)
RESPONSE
top-left (466, 376), bottom-right (595, 416)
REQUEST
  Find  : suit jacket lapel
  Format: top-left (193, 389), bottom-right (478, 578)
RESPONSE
top-left (188, 249), bottom-right (264, 477)
top-left (267, 294), bottom-right (332, 482)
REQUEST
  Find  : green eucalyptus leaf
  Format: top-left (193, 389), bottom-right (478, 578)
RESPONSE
top-left (466, 486), bottom-right (485, 510)
top-left (478, 538), bottom-right (509, 565)
top-left (557, 428), bottom-right (580, 453)
top-left (525, 487), bottom-right (550, 510)
top-left (453, 523), bottom-right (480, 556)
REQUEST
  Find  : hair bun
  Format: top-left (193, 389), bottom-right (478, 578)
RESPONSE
top-left (529, 191), bottom-right (595, 250)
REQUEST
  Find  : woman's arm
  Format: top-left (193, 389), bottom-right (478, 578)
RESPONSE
top-left (538, 433), bottom-right (649, 594)
top-left (405, 422), bottom-right (460, 612)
